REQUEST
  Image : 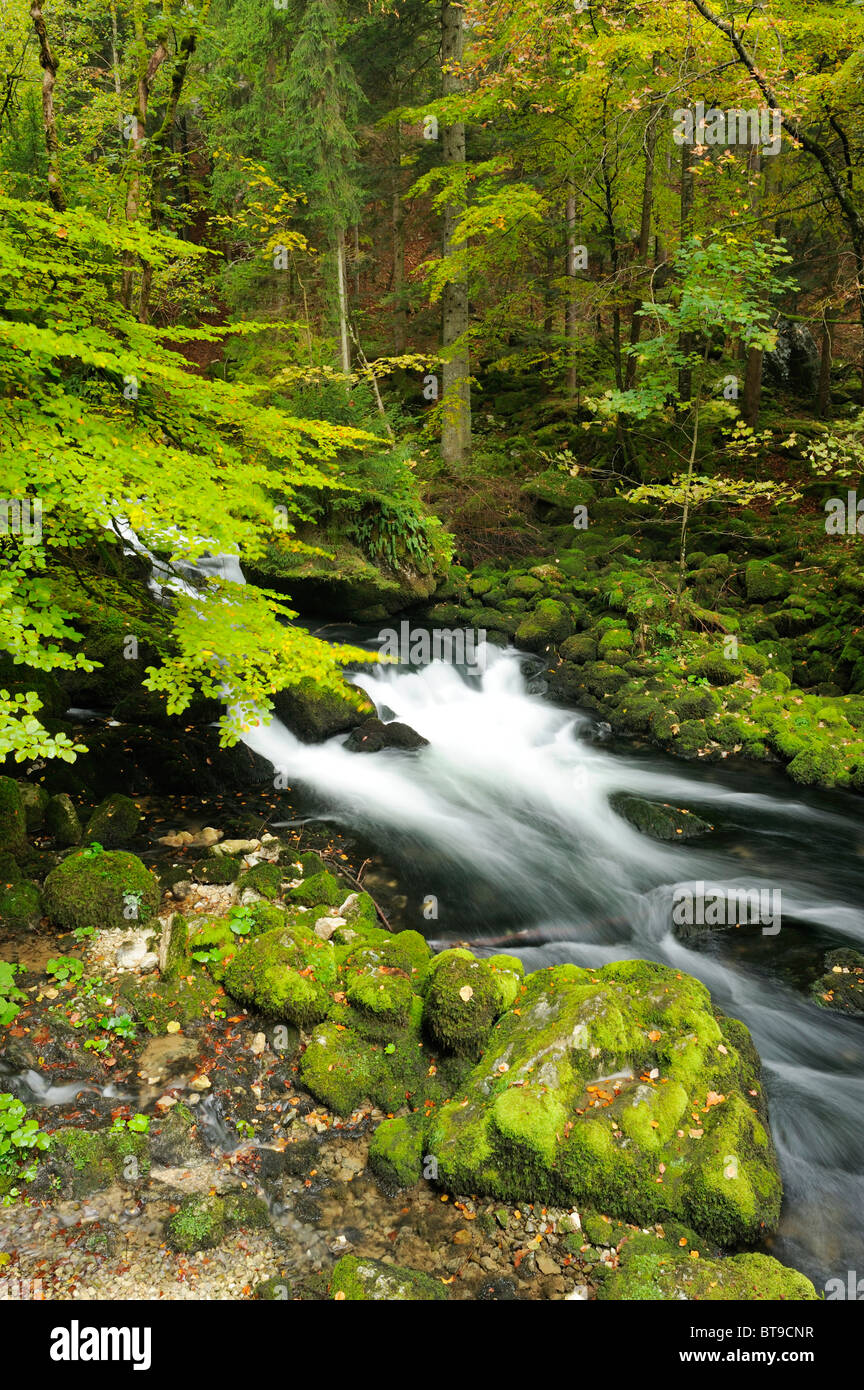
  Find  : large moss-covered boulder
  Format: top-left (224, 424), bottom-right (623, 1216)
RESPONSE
top-left (191, 855), bottom-right (241, 885)
top-left (271, 676), bottom-right (373, 743)
top-left (223, 922), bottom-right (336, 1027)
top-left (515, 599), bottom-right (573, 653)
top-left (329, 1255), bottom-right (447, 1301)
top-left (745, 561), bottom-right (791, 602)
top-left (0, 879), bottom-right (42, 929)
top-left (426, 959), bottom-right (782, 1246)
top-left (368, 1114), bottom-right (426, 1188)
top-left (287, 869), bottom-right (344, 908)
top-left (812, 948), bottom-right (864, 1015)
top-left (597, 1233), bottom-right (817, 1301)
top-left (84, 793), bottom-right (141, 847)
top-left (422, 951), bottom-right (501, 1059)
top-left (42, 849), bottom-right (159, 930)
top-left (44, 793), bottom-right (82, 846)
top-left (18, 784), bottom-right (49, 833)
top-left (611, 795), bottom-right (713, 842)
top-left (0, 777), bottom-right (26, 853)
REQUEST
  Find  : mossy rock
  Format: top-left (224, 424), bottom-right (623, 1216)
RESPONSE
top-left (84, 793), bottom-right (141, 848)
top-left (49, 1127), bottom-right (150, 1198)
top-left (0, 777), bottom-right (26, 853)
top-left (787, 744), bottom-right (851, 787)
top-left (346, 957), bottom-right (414, 1030)
top-left (149, 1102), bottom-right (206, 1166)
top-left (42, 850), bottom-right (159, 930)
top-left (745, 561), bottom-right (791, 602)
top-left (271, 676), bottom-right (373, 743)
top-left (329, 1254), bottom-right (448, 1302)
top-left (118, 971), bottom-right (223, 1034)
top-left (516, 600), bottom-right (573, 653)
top-left (425, 959), bottom-right (781, 1247)
top-left (611, 795), bottom-right (713, 842)
top-left (597, 1233), bottom-right (817, 1301)
top-left (43, 793), bottom-right (82, 847)
top-left (422, 953), bottom-right (501, 1059)
top-left (486, 954), bottom-right (525, 1011)
top-left (18, 784), bottom-right (49, 833)
top-left (560, 634), bottom-right (597, 665)
top-left (811, 947), bottom-right (864, 1015)
top-left (368, 1113), bottom-right (426, 1188)
top-left (238, 862), bottom-right (285, 899)
top-left (581, 662), bottom-right (630, 699)
top-left (164, 1193), bottom-right (226, 1253)
top-left (0, 879), bottom-right (42, 929)
top-left (192, 855), bottom-right (241, 885)
top-left (288, 870), bottom-right (344, 908)
top-left (223, 924), bottom-right (335, 1027)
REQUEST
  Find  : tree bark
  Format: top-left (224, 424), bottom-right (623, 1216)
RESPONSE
top-left (440, 0), bottom-right (471, 467)
top-left (625, 99), bottom-right (659, 388)
top-left (336, 226), bottom-right (351, 378)
top-left (30, 1), bottom-right (66, 213)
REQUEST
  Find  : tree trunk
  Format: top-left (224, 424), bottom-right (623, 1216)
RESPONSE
top-left (742, 346), bottom-right (763, 426)
top-left (440, 0), bottom-right (471, 466)
top-left (678, 136), bottom-right (695, 403)
top-left (392, 127), bottom-right (407, 354)
top-left (30, 2), bottom-right (66, 213)
top-left (565, 187), bottom-right (579, 397)
top-left (335, 227), bottom-right (351, 378)
top-left (818, 319), bottom-right (833, 418)
top-left (626, 100), bottom-right (659, 388)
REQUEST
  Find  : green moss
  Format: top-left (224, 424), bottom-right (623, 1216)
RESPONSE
top-left (288, 869), bottom-right (344, 908)
top-left (611, 796), bottom-right (712, 842)
top-left (486, 954), bottom-right (525, 1010)
top-left (51, 1127), bottom-right (150, 1197)
top-left (44, 794), bottom-right (82, 847)
top-left (422, 954), bottom-right (500, 1058)
top-left (329, 1254), bottom-right (447, 1301)
top-left (787, 744), bottom-right (851, 786)
top-left (0, 880), bottom-right (42, 928)
top-left (223, 925), bottom-right (335, 1027)
top-left (192, 855), bottom-right (241, 885)
top-left (84, 794), bottom-right (141, 848)
top-left (368, 1113), bottom-right (425, 1187)
top-left (598, 1233), bottom-right (817, 1301)
top-left (560, 634), bottom-right (597, 664)
top-left (745, 561), bottom-right (791, 602)
top-left (425, 959), bottom-right (781, 1247)
top-left (347, 957), bottom-right (413, 1030)
top-left (42, 850), bottom-right (159, 930)
top-left (0, 777), bottom-right (26, 853)
top-left (118, 970), bottom-right (223, 1034)
top-left (238, 862), bottom-right (285, 899)
top-left (516, 599), bottom-right (573, 652)
top-left (164, 1194), bottom-right (226, 1252)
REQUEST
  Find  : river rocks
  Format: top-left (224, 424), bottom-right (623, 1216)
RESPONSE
top-left (137, 1034), bottom-right (201, 1086)
top-left (43, 793), bottom-right (82, 846)
top-left (287, 869), bottom-right (344, 907)
top-left (84, 793), bottom-right (141, 847)
top-left (745, 560), bottom-right (792, 602)
top-left (812, 948), bottom-right (864, 1015)
top-left (422, 951), bottom-right (501, 1059)
top-left (425, 959), bottom-right (781, 1247)
top-left (157, 826), bottom-right (222, 849)
top-left (164, 1189), bottom-right (270, 1253)
top-left (343, 718), bottom-right (429, 754)
top-left (191, 855), bottom-right (241, 885)
top-left (272, 676), bottom-right (374, 743)
top-left (611, 795), bottom-right (713, 842)
top-left (0, 777), bottom-right (26, 852)
top-left (597, 1232), bottom-right (817, 1301)
top-left (46, 1127), bottom-right (150, 1198)
top-left (42, 849), bottom-right (160, 931)
top-left (516, 599), bottom-right (573, 653)
top-left (18, 783), bottom-right (49, 833)
top-left (369, 1114), bottom-right (426, 1189)
top-left (147, 1102), bottom-right (206, 1166)
top-left (0, 879), bottom-right (42, 929)
top-left (329, 1254), bottom-right (447, 1301)
top-left (223, 921), bottom-right (336, 1027)
top-left (237, 862), bottom-right (284, 899)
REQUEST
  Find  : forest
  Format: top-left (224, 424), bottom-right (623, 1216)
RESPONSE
top-left (0, 0), bottom-right (863, 1324)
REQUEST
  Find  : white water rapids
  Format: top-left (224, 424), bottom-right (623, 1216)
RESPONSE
top-left (240, 640), bottom-right (864, 1287)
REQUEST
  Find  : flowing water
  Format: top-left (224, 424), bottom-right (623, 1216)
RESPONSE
top-left (241, 638), bottom-right (864, 1289)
